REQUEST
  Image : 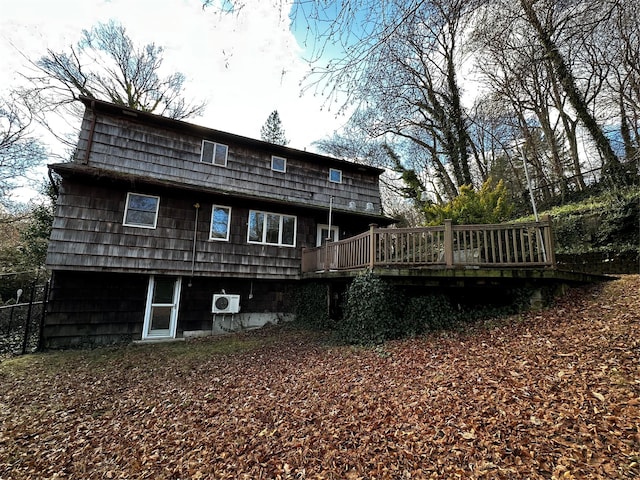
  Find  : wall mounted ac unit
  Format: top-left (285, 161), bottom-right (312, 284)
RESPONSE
top-left (212, 294), bottom-right (241, 314)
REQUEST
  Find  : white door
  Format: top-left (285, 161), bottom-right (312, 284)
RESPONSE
top-left (316, 224), bottom-right (339, 246)
top-left (142, 276), bottom-right (182, 339)
top-left (317, 224), bottom-right (339, 269)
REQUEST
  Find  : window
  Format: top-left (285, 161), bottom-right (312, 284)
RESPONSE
top-left (271, 155), bottom-right (286, 173)
top-left (201, 140), bottom-right (228, 166)
top-left (248, 210), bottom-right (297, 247)
top-left (210, 205), bottom-right (231, 241)
top-left (142, 276), bottom-right (182, 340)
top-left (123, 193), bottom-right (160, 228)
top-left (329, 168), bottom-right (342, 183)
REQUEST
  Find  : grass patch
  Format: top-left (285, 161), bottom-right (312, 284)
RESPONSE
top-left (0, 330), bottom-right (275, 375)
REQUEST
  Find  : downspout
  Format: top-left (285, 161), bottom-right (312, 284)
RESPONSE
top-left (327, 196), bottom-right (334, 238)
top-left (82, 100), bottom-right (97, 165)
top-left (189, 203), bottom-right (200, 287)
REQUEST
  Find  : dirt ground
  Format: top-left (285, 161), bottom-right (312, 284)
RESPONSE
top-left (1, 276), bottom-right (638, 479)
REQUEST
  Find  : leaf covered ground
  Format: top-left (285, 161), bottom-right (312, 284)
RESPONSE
top-left (1, 276), bottom-right (639, 479)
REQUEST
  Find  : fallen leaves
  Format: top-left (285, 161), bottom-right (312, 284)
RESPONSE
top-left (1, 275), bottom-right (639, 479)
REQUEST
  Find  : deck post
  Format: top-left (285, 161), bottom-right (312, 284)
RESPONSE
top-left (444, 219), bottom-right (454, 267)
top-left (369, 224), bottom-right (378, 268)
top-left (542, 214), bottom-right (556, 266)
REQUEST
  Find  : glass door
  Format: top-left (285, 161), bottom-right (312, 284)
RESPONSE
top-left (142, 276), bottom-right (182, 339)
top-left (316, 224), bottom-right (339, 247)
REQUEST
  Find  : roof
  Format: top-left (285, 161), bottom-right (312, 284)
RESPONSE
top-left (79, 96), bottom-right (386, 176)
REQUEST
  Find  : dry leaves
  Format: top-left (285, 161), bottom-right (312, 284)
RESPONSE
top-left (1, 276), bottom-right (639, 479)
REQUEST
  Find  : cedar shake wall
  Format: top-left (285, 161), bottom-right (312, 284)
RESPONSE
top-left (179, 277), bottom-right (297, 332)
top-left (75, 112), bottom-right (382, 214)
top-left (46, 179), bottom-right (375, 277)
top-left (44, 271), bottom-right (148, 348)
top-left (44, 271), bottom-right (298, 347)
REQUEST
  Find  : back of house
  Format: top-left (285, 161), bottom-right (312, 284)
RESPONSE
top-left (44, 97), bottom-right (389, 347)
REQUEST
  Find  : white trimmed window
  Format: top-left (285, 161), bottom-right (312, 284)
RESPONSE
top-left (329, 168), bottom-right (342, 183)
top-left (123, 193), bottom-right (160, 229)
top-left (271, 155), bottom-right (286, 173)
top-left (201, 140), bottom-right (228, 166)
top-left (247, 210), bottom-right (297, 247)
top-left (210, 205), bottom-right (231, 241)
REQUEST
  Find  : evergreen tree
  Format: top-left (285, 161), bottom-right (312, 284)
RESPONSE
top-left (260, 110), bottom-right (289, 145)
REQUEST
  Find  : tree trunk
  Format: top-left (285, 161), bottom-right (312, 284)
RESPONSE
top-left (519, 0), bottom-right (623, 184)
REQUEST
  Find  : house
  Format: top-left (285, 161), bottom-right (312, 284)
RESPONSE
top-left (44, 97), bottom-right (390, 348)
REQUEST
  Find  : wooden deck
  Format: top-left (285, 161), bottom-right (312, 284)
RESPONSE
top-left (302, 217), bottom-right (561, 279)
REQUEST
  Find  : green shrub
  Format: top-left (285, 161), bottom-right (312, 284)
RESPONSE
top-left (405, 294), bottom-right (459, 332)
top-left (339, 271), bottom-right (403, 345)
top-left (293, 283), bottom-right (331, 330)
top-left (423, 177), bottom-right (513, 225)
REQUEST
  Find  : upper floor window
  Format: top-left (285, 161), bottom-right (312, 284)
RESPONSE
top-left (123, 193), bottom-right (160, 229)
top-left (271, 155), bottom-right (286, 173)
top-left (247, 210), bottom-right (297, 247)
top-left (329, 168), bottom-right (342, 183)
top-left (210, 205), bottom-right (231, 241)
top-left (201, 140), bottom-right (228, 166)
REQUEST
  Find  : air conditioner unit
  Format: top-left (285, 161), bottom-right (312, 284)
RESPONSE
top-left (212, 294), bottom-right (241, 314)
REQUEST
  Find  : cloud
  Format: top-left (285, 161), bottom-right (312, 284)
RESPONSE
top-left (0, 0), bottom-right (345, 156)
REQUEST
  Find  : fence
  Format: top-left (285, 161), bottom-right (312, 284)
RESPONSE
top-left (302, 217), bottom-right (556, 273)
top-left (0, 281), bottom-right (49, 357)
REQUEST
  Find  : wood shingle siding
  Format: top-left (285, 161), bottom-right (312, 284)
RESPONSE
top-left (44, 271), bottom-right (148, 348)
top-left (46, 181), bottom-right (340, 279)
top-left (74, 108), bottom-right (383, 215)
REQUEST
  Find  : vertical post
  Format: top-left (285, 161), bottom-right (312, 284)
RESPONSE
top-left (369, 224), bottom-right (378, 269)
top-left (542, 214), bottom-right (556, 266)
top-left (22, 281), bottom-right (36, 355)
top-left (38, 280), bottom-right (50, 352)
top-left (301, 247), bottom-right (308, 273)
top-left (444, 219), bottom-right (454, 267)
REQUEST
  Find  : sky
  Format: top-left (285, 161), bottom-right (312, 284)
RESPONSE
top-left (0, 0), bottom-right (349, 194)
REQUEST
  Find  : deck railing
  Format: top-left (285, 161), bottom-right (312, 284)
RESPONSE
top-left (301, 216), bottom-right (556, 273)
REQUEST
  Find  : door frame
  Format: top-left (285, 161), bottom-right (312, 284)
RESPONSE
top-left (142, 275), bottom-right (182, 340)
top-left (316, 224), bottom-right (339, 247)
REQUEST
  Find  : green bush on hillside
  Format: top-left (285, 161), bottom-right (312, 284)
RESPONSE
top-left (424, 178), bottom-right (513, 225)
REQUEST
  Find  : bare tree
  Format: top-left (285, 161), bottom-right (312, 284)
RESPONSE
top-left (24, 20), bottom-right (206, 122)
top-left (595, 1), bottom-right (640, 165)
top-left (515, 0), bottom-right (625, 184)
top-left (301, 0), bottom-right (480, 201)
top-left (0, 94), bottom-right (46, 209)
top-left (207, 0), bottom-right (635, 201)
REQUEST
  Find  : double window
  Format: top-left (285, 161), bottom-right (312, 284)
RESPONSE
top-left (210, 205), bottom-right (231, 241)
top-left (201, 140), bottom-right (228, 166)
top-left (123, 193), bottom-right (160, 228)
top-left (247, 210), bottom-right (296, 247)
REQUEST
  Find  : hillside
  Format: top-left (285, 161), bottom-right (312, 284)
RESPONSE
top-left (1, 276), bottom-right (639, 479)
top-left (521, 188), bottom-right (639, 274)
